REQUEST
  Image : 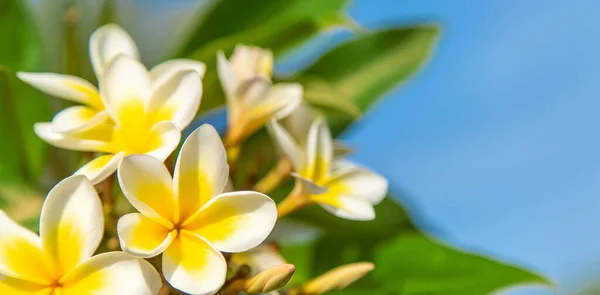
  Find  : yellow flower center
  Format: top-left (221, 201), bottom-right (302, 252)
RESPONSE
top-left (108, 99), bottom-right (164, 155)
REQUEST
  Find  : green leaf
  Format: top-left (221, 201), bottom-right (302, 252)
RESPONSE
top-left (281, 232), bottom-right (551, 295)
top-left (181, 0), bottom-right (348, 56)
top-left (296, 25), bottom-right (440, 135)
top-left (0, 68), bottom-right (51, 185)
top-left (0, 0), bottom-right (41, 71)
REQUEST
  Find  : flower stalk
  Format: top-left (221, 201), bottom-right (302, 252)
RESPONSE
top-left (277, 183), bottom-right (311, 218)
top-left (253, 157), bottom-right (292, 194)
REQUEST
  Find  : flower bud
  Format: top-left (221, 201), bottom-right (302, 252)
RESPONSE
top-left (244, 264), bottom-right (296, 294)
top-left (301, 262), bottom-right (374, 294)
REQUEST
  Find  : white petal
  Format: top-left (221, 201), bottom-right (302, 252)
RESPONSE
top-left (90, 24), bottom-right (140, 77)
top-left (162, 234), bottom-right (226, 295)
top-left (319, 196), bottom-right (375, 221)
top-left (305, 118), bottom-right (333, 180)
top-left (329, 164), bottom-right (388, 205)
top-left (74, 153), bottom-right (125, 185)
top-left (61, 252), bottom-right (162, 295)
top-left (147, 70), bottom-right (202, 130)
top-left (291, 173), bottom-right (328, 195)
top-left (0, 211), bottom-right (53, 285)
top-left (182, 191), bottom-right (277, 253)
top-left (117, 155), bottom-right (177, 226)
top-left (280, 102), bottom-right (316, 147)
top-left (145, 121), bottom-right (181, 161)
top-left (237, 245), bottom-right (287, 274)
top-left (117, 213), bottom-right (176, 258)
top-left (40, 175), bottom-right (104, 275)
top-left (100, 55), bottom-right (152, 124)
top-left (267, 120), bottom-right (303, 172)
top-left (270, 83), bottom-right (303, 119)
top-left (17, 72), bottom-right (102, 109)
top-left (174, 124), bottom-right (228, 222)
top-left (150, 59), bottom-right (206, 89)
top-left (51, 107), bottom-right (108, 134)
top-left (217, 51), bottom-right (238, 99)
top-left (34, 122), bottom-right (110, 152)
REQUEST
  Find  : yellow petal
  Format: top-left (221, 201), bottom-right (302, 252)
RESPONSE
top-left (100, 55), bottom-right (151, 126)
top-left (327, 163), bottom-right (388, 205)
top-left (40, 176), bottom-right (104, 276)
top-left (147, 70), bottom-right (202, 130)
top-left (0, 275), bottom-right (47, 295)
top-left (61, 252), bottom-right (162, 295)
top-left (117, 213), bottom-right (176, 258)
top-left (162, 233), bottom-right (226, 295)
top-left (74, 153), bottom-right (125, 185)
top-left (0, 211), bottom-right (55, 285)
top-left (174, 124), bottom-right (228, 222)
top-left (304, 118), bottom-right (333, 181)
top-left (16, 72), bottom-right (103, 109)
top-left (117, 155), bottom-right (176, 225)
top-left (34, 122), bottom-right (112, 153)
top-left (183, 192), bottom-right (277, 253)
top-left (51, 107), bottom-right (109, 134)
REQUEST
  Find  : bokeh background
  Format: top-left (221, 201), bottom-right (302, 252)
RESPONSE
top-left (5, 0), bottom-right (599, 294)
top-left (324, 1), bottom-right (600, 294)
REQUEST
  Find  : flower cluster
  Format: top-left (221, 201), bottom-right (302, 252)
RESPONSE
top-left (2, 24), bottom-right (388, 295)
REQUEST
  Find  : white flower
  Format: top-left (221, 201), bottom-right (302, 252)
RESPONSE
top-left (269, 117), bottom-right (388, 221)
top-left (217, 45), bottom-right (302, 145)
top-left (0, 175), bottom-right (162, 295)
top-left (20, 24), bottom-right (205, 184)
top-left (116, 124), bottom-right (278, 295)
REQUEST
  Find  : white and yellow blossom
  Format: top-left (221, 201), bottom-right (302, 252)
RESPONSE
top-left (0, 175), bottom-right (162, 295)
top-left (116, 124), bottom-right (278, 295)
top-left (25, 26), bottom-right (204, 184)
top-left (217, 45), bottom-right (302, 145)
top-left (18, 23), bottom-right (205, 134)
top-left (269, 117), bottom-right (388, 221)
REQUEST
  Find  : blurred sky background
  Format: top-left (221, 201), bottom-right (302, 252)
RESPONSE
top-left (277, 0), bottom-right (600, 294)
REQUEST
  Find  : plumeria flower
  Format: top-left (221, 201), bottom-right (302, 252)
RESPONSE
top-left (269, 117), bottom-right (388, 221)
top-left (217, 45), bottom-right (302, 146)
top-left (276, 103), bottom-right (353, 159)
top-left (31, 51), bottom-right (203, 184)
top-left (0, 175), bottom-right (161, 295)
top-left (18, 23), bottom-right (205, 134)
top-left (116, 124), bottom-right (278, 295)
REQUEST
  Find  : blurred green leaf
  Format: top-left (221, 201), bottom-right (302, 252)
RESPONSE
top-left (282, 232), bottom-right (551, 295)
top-left (0, 182), bottom-right (43, 231)
top-left (181, 0), bottom-right (348, 56)
top-left (0, 0), bottom-right (51, 185)
top-left (297, 25), bottom-right (440, 135)
top-left (0, 0), bottom-right (41, 70)
top-left (0, 68), bottom-right (51, 185)
top-left (184, 0), bottom-right (350, 113)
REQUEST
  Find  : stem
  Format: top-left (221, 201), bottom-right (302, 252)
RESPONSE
top-left (277, 184), bottom-right (311, 218)
top-left (226, 144), bottom-right (241, 171)
top-left (216, 280), bottom-right (245, 295)
top-left (99, 175), bottom-right (119, 250)
top-left (253, 158), bottom-right (292, 194)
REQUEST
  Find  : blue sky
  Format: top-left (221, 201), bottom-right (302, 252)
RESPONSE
top-left (292, 0), bottom-right (600, 294)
